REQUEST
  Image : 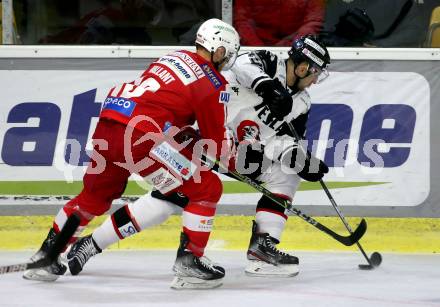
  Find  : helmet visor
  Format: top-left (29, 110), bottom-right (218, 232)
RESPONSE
top-left (308, 64), bottom-right (329, 84)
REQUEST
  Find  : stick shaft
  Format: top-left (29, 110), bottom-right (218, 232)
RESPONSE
top-left (204, 154), bottom-right (365, 246)
top-left (286, 121), bottom-right (373, 265)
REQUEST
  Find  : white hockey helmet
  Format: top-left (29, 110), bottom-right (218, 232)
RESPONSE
top-left (196, 18), bottom-right (240, 70)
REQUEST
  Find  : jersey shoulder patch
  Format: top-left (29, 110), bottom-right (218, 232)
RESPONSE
top-left (219, 91), bottom-right (231, 104)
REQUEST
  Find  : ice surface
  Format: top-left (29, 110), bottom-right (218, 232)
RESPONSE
top-left (0, 251), bottom-right (439, 307)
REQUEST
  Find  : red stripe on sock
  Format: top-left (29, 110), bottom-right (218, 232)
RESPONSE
top-left (124, 205), bottom-right (141, 232)
top-left (184, 201), bottom-right (216, 216)
top-left (111, 214), bottom-right (124, 240)
top-left (182, 227), bottom-right (209, 257)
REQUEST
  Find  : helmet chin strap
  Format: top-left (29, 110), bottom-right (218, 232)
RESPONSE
top-left (289, 78), bottom-right (300, 94)
top-left (288, 62), bottom-right (313, 93)
top-left (287, 62), bottom-right (306, 94)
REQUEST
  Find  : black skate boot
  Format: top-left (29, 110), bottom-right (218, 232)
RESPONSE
top-left (245, 221), bottom-right (299, 277)
top-left (171, 232), bottom-right (225, 289)
top-left (23, 228), bottom-right (67, 282)
top-left (67, 234), bottom-right (102, 275)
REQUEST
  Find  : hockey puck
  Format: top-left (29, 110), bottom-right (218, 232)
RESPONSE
top-left (358, 252), bottom-right (382, 270)
top-left (370, 252), bottom-right (383, 266)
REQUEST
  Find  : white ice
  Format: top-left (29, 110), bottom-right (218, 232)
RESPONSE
top-left (0, 251), bottom-right (439, 307)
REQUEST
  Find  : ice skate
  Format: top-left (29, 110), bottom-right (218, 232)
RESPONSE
top-left (67, 234), bottom-right (102, 275)
top-left (245, 221), bottom-right (299, 277)
top-left (23, 228), bottom-right (67, 282)
top-left (171, 232), bottom-right (225, 289)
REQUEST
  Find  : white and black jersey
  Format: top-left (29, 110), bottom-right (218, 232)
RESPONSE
top-left (222, 50), bottom-right (311, 147)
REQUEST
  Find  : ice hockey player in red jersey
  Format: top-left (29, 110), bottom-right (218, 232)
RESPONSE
top-left (23, 18), bottom-right (240, 289)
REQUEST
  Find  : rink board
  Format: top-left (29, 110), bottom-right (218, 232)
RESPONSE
top-left (0, 70), bottom-right (431, 207)
top-left (0, 215), bottom-right (439, 253)
top-left (0, 69), bottom-right (430, 208)
top-left (0, 47), bottom-right (439, 218)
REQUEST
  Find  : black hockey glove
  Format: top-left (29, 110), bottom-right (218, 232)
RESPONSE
top-left (281, 147), bottom-right (329, 182)
top-left (173, 126), bottom-right (200, 146)
top-left (255, 79), bottom-right (293, 120)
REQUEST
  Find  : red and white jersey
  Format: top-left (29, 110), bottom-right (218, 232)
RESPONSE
top-left (100, 50), bottom-right (232, 158)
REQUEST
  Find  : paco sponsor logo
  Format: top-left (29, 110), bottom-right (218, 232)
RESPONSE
top-left (201, 64), bottom-right (223, 89)
top-left (102, 96), bottom-right (136, 117)
top-left (150, 141), bottom-right (195, 180)
top-left (219, 91), bottom-right (230, 104)
top-left (144, 167), bottom-right (182, 193)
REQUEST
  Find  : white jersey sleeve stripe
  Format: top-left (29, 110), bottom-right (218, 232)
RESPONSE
top-left (251, 76), bottom-right (272, 90)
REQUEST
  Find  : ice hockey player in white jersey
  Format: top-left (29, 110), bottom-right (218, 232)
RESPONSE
top-left (221, 34), bottom-right (331, 277)
top-left (64, 35), bottom-right (331, 286)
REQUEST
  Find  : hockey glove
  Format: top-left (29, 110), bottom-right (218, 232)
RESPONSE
top-left (173, 126), bottom-right (200, 147)
top-left (281, 147), bottom-right (329, 182)
top-left (255, 79), bottom-right (293, 120)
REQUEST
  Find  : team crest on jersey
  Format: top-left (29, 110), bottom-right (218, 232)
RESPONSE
top-left (237, 120), bottom-right (260, 142)
top-left (219, 91), bottom-right (230, 104)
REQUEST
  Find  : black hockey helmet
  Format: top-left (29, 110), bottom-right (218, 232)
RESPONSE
top-left (289, 35), bottom-right (330, 69)
top-left (288, 35), bottom-right (330, 83)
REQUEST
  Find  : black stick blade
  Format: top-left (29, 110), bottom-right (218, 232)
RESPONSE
top-left (0, 213), bottom-right (80, 274)
top-left (358, 252), bottom-right (382, 270)
top-left (0, 262), bottom-right (30, 274)
top-left (358, 264), bottom-right (374, 270)
top-left (348, 218), bottom-right (368, 245)
top-left (318, 218), bottom-right (367, 246)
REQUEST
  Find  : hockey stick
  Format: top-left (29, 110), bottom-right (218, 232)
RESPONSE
top-left (202, 154), bottom-right (366, 246)
top-left (286, 122), bottom-right (382, 270)
top-left (0, 213), bottom-right (81, 275)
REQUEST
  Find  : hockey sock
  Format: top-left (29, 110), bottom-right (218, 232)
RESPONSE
top-left (255, 211), bottom-right (287, 242)
top-left (53, 199), bottom-right (96, 247)
top-left (182, 201), bottom-right (217, 257)
top-left (255, 194), bottom-right (290, 241)
top-left (92, 193), bottom-right (176, 250)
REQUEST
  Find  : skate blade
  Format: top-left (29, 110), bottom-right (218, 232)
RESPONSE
top-left (170, 276), bottom-right (223, 290)
top-left (23, 269), bottom-right (60, 282)
top-left (245, 261), bottom-right (299, 278)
